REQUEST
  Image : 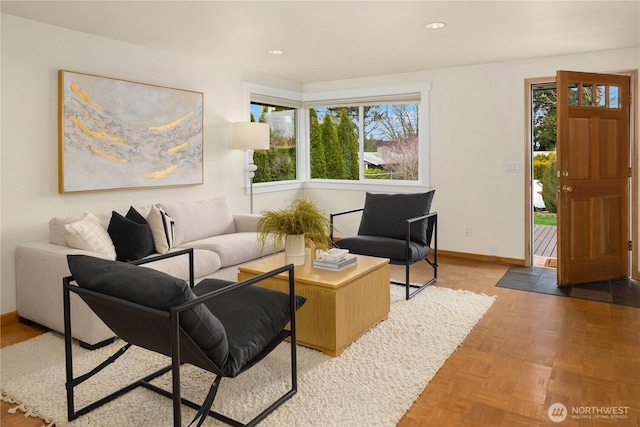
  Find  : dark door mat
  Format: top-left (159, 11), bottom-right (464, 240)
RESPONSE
top-left (496, 266), bottom-right (640, 308)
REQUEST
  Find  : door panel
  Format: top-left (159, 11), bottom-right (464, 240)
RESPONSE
top-left (568, 198), bottom-right (591, 260)
top-left (557, 71), bottom-right (630, 285)
top-left (600, 196), bottom-right (621, 256)
top-left (568, 118), bottom-right (589, 178)
top-left (599, 119), bottom-right (619, 178)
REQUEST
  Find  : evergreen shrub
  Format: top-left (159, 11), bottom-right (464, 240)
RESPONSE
top-left (541, 155), bottom-right (557, 213)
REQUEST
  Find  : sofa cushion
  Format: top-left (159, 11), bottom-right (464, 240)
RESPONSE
top-left (146, 205), bottom-right (175, 254)
top-left (140, 248), bottom-right (221, 281)
top-left (66, 255), bottom-right (230, 368)
top-left (64, 212), bottom-right (117, 260)
top-left (186, 233), bottom-right (275, 268)
top-left (108, 207), bottom-right (156, 262)
top-left (159, 198), bottom-right (236, 247)
top-left (358, 191), bottom-right (435, 245)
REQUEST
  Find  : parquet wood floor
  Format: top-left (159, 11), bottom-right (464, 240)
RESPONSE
top-left (2, 255), bottom-right (639, 426)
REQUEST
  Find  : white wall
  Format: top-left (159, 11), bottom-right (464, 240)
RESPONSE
top-left (305, 47), bottom-right (640, 262)
top-left (0, 15), bottom-right (301, 313)
top-left (2, 14), bottom-right (639, 314)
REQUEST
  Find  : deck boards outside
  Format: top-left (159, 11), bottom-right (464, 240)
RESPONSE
top-left (534, 224), bottom-right (557, 257)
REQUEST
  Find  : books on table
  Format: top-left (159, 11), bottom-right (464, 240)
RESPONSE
top-left (313, 253), bottom-right (357, 271)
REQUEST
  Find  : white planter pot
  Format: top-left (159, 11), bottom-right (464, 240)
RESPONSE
top-left (285, 234), bottom-right (306, 266)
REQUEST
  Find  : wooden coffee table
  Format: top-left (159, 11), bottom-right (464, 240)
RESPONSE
top-left (238, 253), bottom-right (390, 356)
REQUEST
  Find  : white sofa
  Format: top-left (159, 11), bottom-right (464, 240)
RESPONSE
top-left (15, 197), bottom-right (277, 348)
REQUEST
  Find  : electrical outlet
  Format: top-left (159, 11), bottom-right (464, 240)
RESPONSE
top-left (464, 225), bottom-right (471, 236)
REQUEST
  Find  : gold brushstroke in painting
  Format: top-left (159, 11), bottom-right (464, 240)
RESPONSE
top-left (168, 142), bottom-right (189, 153)
top-left (70, 81), bottom-right (104, 111)
top-left (144, 165), bottom-right (178, 179)
top-left (68, 115), bottom-right (127, 143)
top-left (148, 111), bottom-right (195, 130)
top-left (90, 147), bottom-right (128, 163)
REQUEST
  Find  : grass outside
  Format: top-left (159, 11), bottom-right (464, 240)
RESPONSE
top-left (534, 212), bottom-right (557, 226)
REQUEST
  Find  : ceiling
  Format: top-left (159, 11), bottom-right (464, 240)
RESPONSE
top-left (2, 1), bottom-right (639, 84)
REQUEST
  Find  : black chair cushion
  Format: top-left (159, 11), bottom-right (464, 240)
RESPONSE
top-left (336, 235), bottom-right (431, 264)
top-left (193, 279), bottom-right (306, 377)
top-left (357, 191), bottom-right (435, 245)
top-left (66, 255), bottom-right (229, 368)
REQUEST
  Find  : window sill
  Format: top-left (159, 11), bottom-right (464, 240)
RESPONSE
top-left (250, 180), bottom-right (432, 194)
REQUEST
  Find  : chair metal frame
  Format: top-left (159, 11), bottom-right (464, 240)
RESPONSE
top-left (63, 249), bottom-right (299, 427)
top-left (330, 209), bottom-right (438, 299)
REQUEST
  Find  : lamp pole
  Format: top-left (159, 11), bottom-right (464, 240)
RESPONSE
top-left (246, 157), bottom-right (258, 214)
top-left (232, 122), bottom-right (270, 214)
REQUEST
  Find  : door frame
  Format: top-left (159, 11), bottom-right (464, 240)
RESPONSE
top-left (523, 70), bottom-right (639, 280)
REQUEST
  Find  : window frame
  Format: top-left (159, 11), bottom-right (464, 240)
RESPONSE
top-left (243, 82), bottom-right (432, 194)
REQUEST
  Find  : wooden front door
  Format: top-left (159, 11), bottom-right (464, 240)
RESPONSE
top-left (556, 71), bottom-right (630, 285)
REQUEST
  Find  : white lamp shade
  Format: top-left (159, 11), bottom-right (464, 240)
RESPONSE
top-left (232, 122), bottom-right (270, 150)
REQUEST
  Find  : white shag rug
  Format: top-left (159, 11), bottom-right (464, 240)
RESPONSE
top-left (1, 286), bottom-right (495, 426)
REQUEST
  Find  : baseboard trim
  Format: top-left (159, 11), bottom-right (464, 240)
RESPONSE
top-left (439, 250), bottom-right (524, 266)
top-left (1, 311), bottom-right (19, 327)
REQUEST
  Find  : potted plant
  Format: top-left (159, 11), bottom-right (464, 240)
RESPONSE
top-left (257, 198), bottom-right (331, 265)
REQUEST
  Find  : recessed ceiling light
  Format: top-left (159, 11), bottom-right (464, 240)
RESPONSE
top-left (424, 22), bottom-right (446, 30)
top-left (267, 50), bottom-right (284, 55)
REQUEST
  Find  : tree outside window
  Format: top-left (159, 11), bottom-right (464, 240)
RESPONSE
top-left (250, 103), bottom-right (296, 183)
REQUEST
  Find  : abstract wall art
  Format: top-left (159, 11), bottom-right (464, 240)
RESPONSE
top-left (58, 70), bottom-right (204, 192)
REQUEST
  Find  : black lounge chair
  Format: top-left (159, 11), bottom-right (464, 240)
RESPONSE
top-left (330, 191), bottom-right (438, 299)
top-left (63, 248), bottom-right (305, 426)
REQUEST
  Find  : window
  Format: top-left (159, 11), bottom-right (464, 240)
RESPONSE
top-left (250, 102), bottom-right (297, 183)
top-left (309, 103), bottom-right (420, 181)
top-left (245, 82), bottom-right (430, 191)
top-left (567, 83), bottom-right (620, 108)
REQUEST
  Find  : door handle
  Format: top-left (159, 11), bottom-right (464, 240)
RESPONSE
top-left (562, 185), bottom-right (573, 193)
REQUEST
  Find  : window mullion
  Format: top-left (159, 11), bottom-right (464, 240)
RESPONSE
top-left (298, 108), bottom-right (307, 181)
top-left (358, 106), bottom-right (364, 180)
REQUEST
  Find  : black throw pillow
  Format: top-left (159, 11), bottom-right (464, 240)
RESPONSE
top-left (108, 207), bottom-right (156, 261)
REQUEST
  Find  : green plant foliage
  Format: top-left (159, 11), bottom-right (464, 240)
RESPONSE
top-left (309, 109), bottom-right (327, 179)
top-left (532, 87), bottom-right (557, 151)
top-left (364, 168), bottom-right (387, 179)
top-left (534, 212), bottom-right (557, 226)
top-left (533, 153), bottom-right (549, 180)
top-left (257, 198), bottom-right (331, 250)
top-left (337, 109), bottom-right (359, 180)
top-left (253, 150), bottom-right (271, 181)
top-left (542, 156), bottom-right (557, 213)
top-left (253, 105), bottom-right (296, 183)
top-left (270, 147), bottom-right (296, 181)
top-left (321, 115), bottom-right (345, 179)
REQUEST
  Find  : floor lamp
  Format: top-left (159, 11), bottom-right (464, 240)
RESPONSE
top-left (232, 122), bottom-right (270, 214)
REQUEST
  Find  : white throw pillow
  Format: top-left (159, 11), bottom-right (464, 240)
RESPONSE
top-left (64, 212), bottom-right (117, 259)
top-left (49, 216), bottom-right (79, 246)
top-left (146, 205), bottom-right (175, 254)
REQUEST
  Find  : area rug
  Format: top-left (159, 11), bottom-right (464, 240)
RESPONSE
top-left (1, 286), bottom-right (495, 426)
